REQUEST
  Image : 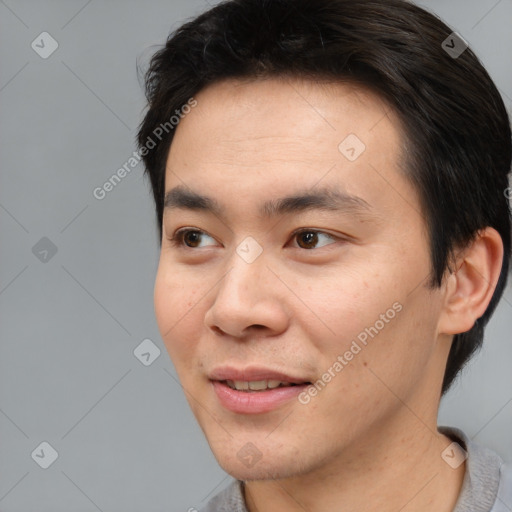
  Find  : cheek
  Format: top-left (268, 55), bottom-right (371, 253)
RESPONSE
top-left (292, 266), bottom-right (396, 349)
top-left (300, 263), bottom-right (437, 383)
top-left (153, 264), bottom-right (203, 365)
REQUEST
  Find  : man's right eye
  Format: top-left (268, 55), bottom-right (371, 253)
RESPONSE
top-left (169, 228), bottom-right (218, 248)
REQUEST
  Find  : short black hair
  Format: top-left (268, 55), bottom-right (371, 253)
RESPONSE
top-left (137, 0), bottom-right (512, 395)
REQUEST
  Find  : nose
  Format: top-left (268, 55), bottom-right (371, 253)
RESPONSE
top-left (204, 251), bottom-right (290, 339)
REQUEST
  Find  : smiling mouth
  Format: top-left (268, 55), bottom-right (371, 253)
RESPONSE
top-left (212, 376), bottom-right (312, 413)
top-left (222, 379), bottom-right (311, 392)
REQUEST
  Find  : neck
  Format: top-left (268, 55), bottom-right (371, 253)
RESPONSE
top-left (243, 411), bottom-right (465, 512)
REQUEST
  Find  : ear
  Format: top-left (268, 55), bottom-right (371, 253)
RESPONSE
top-left (438, 227), bottom-right (504, 336)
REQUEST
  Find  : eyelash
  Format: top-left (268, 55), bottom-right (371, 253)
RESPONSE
top-left (168, 228), bottom-right (340, 251)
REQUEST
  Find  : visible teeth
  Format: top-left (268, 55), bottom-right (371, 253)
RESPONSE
top-left (248, 380), bottom-right (268, 391)
top-left (226, 380), bottom-right (248, 390)
top-left (266, 380), bottom-right (282, 389)
top-left (225, 379), bottom-right (295, 391)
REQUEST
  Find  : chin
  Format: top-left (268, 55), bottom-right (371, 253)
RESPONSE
top-left (220, 459), bottom-right (297, 481)
top-left (210, 441), bottom-right (312, 482)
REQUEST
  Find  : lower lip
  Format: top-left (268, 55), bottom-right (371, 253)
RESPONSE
top-left (212, 380), bottom-right (309, 414)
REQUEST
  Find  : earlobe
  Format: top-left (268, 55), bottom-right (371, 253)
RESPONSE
top-left (438, 227), bottom-right (504, 336)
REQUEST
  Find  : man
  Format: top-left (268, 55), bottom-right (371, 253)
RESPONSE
top-left (137, 0), bottom-right (512, 510)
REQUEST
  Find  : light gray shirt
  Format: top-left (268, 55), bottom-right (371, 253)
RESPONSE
top-left (199, 426), bottom-right (512, 512)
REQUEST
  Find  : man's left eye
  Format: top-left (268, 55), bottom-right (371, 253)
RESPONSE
top-left (291, 230), bottom-right (337, 250)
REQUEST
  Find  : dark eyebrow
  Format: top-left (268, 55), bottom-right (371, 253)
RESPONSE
top-left (163, 185), bottom-right (373, 220)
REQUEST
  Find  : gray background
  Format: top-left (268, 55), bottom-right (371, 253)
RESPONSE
top-left (0, 0), bottom-right (511, 510)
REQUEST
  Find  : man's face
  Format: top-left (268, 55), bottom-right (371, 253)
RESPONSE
top-left (154, 78), bottom-right (449, 480)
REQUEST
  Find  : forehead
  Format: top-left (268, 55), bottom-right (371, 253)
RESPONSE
top-left (180, 77), bottom-right (395, 141)
top-left (164, 77), bottom-right (413, 219)
top-left (168, 76), bottom-right (404, 162)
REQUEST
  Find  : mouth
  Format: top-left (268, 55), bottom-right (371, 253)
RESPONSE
top-left (222, 379), bottom-right (308, 392)
top-left (209, 366), bottom-right (312, 414)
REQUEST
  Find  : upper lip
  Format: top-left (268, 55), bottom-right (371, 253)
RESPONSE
top-left (209, 366), bottom-right (311, 384)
